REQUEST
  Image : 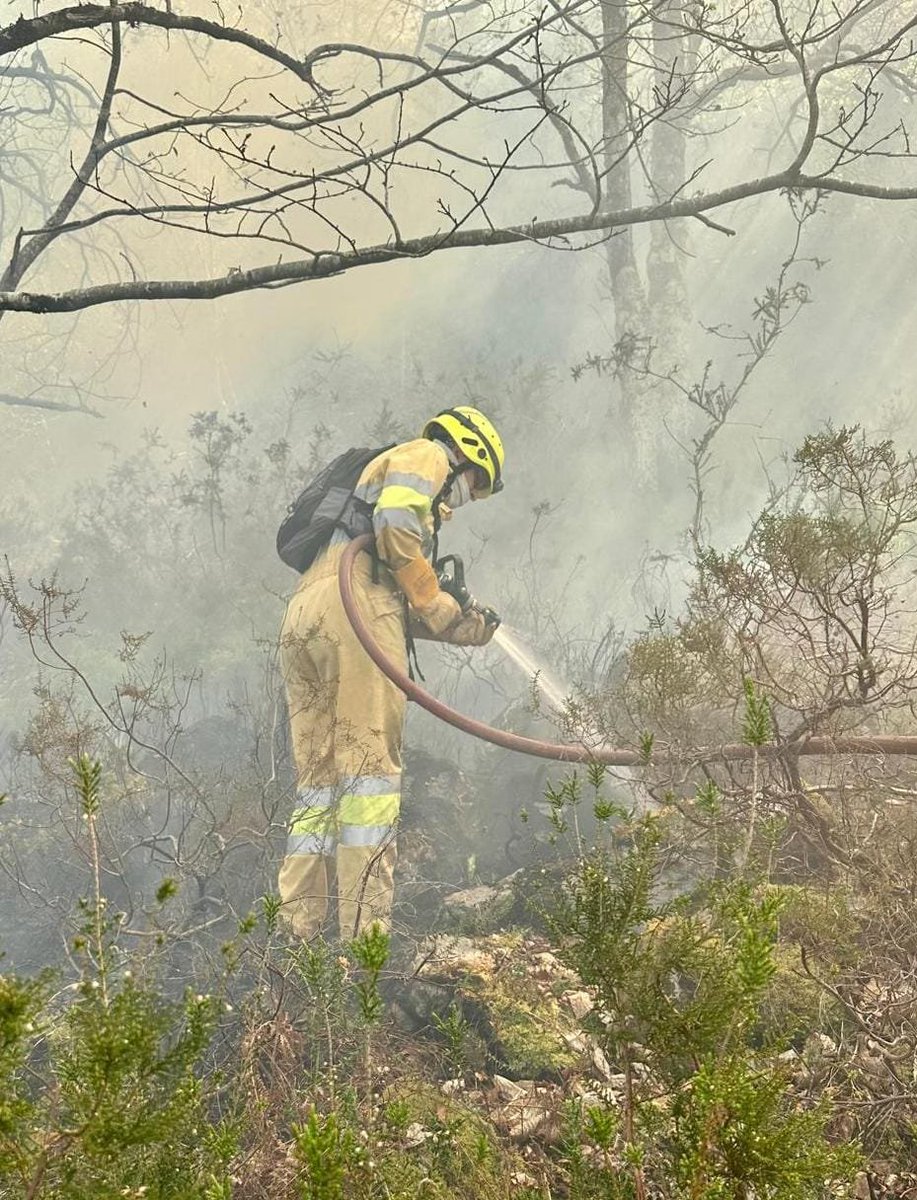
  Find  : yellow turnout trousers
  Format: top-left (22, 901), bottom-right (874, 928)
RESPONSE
top-left (279, 543), bottom-right (408, 940)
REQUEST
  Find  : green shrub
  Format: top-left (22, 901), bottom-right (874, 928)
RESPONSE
top-left (544, 781), bottom-right (860, 1199)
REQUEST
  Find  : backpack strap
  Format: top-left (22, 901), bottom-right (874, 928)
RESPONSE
top-left (430, 463), bottom-right (458, 566)
top-left (402, 596), bottom-right (425, 683)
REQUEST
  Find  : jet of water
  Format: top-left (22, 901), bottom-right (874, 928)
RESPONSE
top-left (493, 626), bottom-right (654, 816)
top-left (492, 624), bottom-right (570, 712)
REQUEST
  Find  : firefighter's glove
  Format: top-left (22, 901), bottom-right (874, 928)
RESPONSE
top-left (418, 591), bottom-right (465, 636)
top-left (443, 608), bottom-right (497, 647)
top-left (394, 558), bottom-right (463, 635)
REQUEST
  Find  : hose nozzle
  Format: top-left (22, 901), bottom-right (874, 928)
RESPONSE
top-left (436, 553), bottom-right (499, 628)
top-left (479, 605), bottom-right (501, 630)
top-left (435, 553), bottom-right (472, 612)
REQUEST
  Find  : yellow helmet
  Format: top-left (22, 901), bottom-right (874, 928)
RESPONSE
top-left (423, 405), bottom-right (505, 497)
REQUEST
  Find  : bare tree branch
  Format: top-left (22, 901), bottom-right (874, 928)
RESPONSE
top-left (0, 3), bottom-right (320, 84)
top-left (0, 0), bottom-right (915, 319)
top-left (0, 391), bottom-right (101, 414)
top-left (2, 164), bottom-right (910, 314)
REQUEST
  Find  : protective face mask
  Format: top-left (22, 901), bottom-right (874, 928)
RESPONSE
top-left (447, 471), bottom-right (474, 509)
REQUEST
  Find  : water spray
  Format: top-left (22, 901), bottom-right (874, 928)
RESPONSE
top-left (491, 625), bottom-right (570, 714)
top-left (340, 535), bottom-right (917, 764)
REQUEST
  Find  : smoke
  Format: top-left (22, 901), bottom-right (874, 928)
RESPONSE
top-left (6, 0), bottom-right (917, 975)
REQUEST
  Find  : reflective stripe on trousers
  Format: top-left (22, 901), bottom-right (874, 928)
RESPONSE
top-left (285, 773), bottom-right (400, 855)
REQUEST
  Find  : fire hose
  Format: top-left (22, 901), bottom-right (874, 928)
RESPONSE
top-left (340, 534), bottom-right (917, 766)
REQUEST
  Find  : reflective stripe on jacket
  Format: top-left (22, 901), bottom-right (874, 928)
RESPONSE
top-left (330, 438), bottom-right (450, 570)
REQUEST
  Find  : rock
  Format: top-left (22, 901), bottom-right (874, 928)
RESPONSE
top-left (404, 1122), bottom-right (430, 1149)
top-left (408, 926), bottom-right (588, 1080)
top-left (496, 1097), bottom-right (554, 1142)
top-left (444, 884), bottom-right (505, 909)
top-left (530, 950), bottom-right (576, 982)
top-left (440, 1078), bottom-right (464, 1095)
top-left (852, 1171), bottom-right (872, 1199)
top-left (510, 1170), bottom-right (538, 1188)
top-left (493, 1074), bottom-right (528, 1102)
top-left (805, 1032), bottom-right (838, 1058)
top-left (414, 935), bottom-right (497, 977)
top-left (562, 1031), bottom-right (588, 1055)
top-left (531, 950), bottom-right (561, 973)
top-left (591, 1045), bottom-right (614, 1080)
top-left (564, 990), bottom-right (595, 1020)
top-left (412, 932), bottom-right (580, 1078)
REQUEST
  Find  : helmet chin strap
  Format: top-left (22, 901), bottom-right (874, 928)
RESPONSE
top-left (431, 440), bottom-right (474, 558)
top-left (431, 440), bottom-right (458, 547)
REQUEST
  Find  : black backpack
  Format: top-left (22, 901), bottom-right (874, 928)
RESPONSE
top-left (276, 444), bottom-right (394, 574)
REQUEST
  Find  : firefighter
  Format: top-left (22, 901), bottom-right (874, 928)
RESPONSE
top-left (278, 406), bottom-right (504, 940)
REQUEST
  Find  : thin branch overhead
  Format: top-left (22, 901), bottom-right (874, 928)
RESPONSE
top-left (0, 0), bottom-right (916, 314)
